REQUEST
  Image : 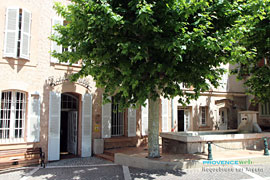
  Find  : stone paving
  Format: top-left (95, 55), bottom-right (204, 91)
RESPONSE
top-left (0, 156), bottom-right (270, 180)
top-left (47, 156), bottom-right (112, 167)
top-left (0, 168), bottom-right (33, 180)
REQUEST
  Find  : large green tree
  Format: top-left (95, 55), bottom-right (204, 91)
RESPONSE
top-left (231, 0), bottom-right (270, 104)
top-left (52, 0), bottom-right (250, 158)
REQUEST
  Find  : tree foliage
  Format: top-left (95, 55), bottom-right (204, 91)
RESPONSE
top-left (51, 0), bottom-right (246, 109)
top-left (230, 0), bottom-right (270, 103)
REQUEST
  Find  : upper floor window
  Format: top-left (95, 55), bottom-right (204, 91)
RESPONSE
top-left (51, 19), bottom-right (79, 66)
top-left (0, 91), bottom-right (26, 142)
top-left (260, 101), bottom-right (270, 116)
top-left (217, 72), bottom-right (228, 91)
top-left (3, 8), bottom-right (31, 60)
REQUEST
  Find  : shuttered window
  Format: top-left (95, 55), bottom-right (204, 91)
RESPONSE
top-left (51, 19), bottom-right (80, 66)
top-left (0, 91), bottom-right (26, 143)
top-left (4, 8), bottom-right (31, 59)
top-left (260, 102), bottom-right (270, 116)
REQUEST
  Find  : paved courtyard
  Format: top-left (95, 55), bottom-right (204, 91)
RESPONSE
top-left (0, 157), bottom-right (270, 180)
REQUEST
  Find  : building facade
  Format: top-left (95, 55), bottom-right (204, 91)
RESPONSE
top-left (1, 0), bottom-right (263, 163)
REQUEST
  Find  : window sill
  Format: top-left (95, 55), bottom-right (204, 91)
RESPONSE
top-left (199, 125), bottom-right (210, 128)
top-left (1, 57), bottom-right (37, 67)
top-left (259, 115), bottom-right (270, 118)
top-left (0, 138), bottom-right (25, 145)
top-left (51, 62), bottom-right (81, 71)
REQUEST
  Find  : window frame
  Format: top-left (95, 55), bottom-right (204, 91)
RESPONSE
top-left (51, 18), bottom-right (81, 66)
top-left (3, 7), bottom-right (31, 60)
top-left (259, 102), bottom-right (270, 117)
top-left (200, 106), bottom-right (207, 126)
top-left (0, 90), bottom-right (27, 143)
top-left (111, 98), bottom-right (124, 136)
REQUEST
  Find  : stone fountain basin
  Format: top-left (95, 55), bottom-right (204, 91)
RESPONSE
top-left (160, 131), bottom-right (270, 154)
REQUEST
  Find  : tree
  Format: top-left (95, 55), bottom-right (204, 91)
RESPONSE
top-left (52, 0), bottom-right (248, 158)
top-left (230, 0), bottom-right (270, 104)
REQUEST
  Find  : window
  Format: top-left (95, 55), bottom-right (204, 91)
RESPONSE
top-left (4, 8), bottom-right (31, 59)
top-left (200, 106), bottom-right (207, 125)
top-left (111, 98), bottom-right (124, 136)
top-left (260, 102), bottom-right (270, 116)
top-left (0, 91), bottom-right (26, 142)
top-left (218, 72), bottom-right (228, 91)
top-left (51, 19), bottom-right (79, 66)
top-left (61, 94), bottom-right (78, 110)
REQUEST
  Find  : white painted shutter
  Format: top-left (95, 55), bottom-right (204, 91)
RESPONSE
top-left (128, 108), bottom-right (136, 137)
top-left (222, 72), bottom-right (228, 91)
top-left (48, 91), bottom-right (61, 161)
top-left (141, 100), bottom-right (148, 136)
top-left (102, 97), bottom-right (111, 138)
top-left (20, 9), bottom-right (31, 59)
top-left (162, 98), bottom-right (169, 132)
top-left (51, 18), bottom-right (63, 63)
top-left (81, 94), bottom-right (92, 157)
top-left (27, 93), bottom-right (40, 142)
top-left (3, 8), bottom-right (19, 58)
top-left (184, 109), bottom-right (190, 131)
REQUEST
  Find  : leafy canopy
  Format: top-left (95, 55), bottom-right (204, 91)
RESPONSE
top-left (230, 0), bottom-right (270, 103)
top-left (52, 0), bottom-right (248, 108)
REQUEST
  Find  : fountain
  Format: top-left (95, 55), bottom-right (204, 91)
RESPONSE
top-left (160, 111), bottom-right (270, 154)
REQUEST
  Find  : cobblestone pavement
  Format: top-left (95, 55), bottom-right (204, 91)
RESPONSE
top-left (1, 158), bottom-right (270, 180)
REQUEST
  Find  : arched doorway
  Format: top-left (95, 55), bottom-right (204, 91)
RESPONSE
top-left (60, 93), bottom-right (79, 158)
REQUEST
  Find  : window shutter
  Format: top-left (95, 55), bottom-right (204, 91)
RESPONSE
top-left (20, 9), bottom-right (31, 59)
top-left (51, 18), bottom-right (63, 63)
top-left (3, 8), bottom-right (19, 58)
top-left (48, 91), bottom-right (61, 161)
top-left (222, 72), bottom-right (228, 91)
top-left (184, 109), bottom-right (190, 131)
top-left (162, 98), bottom-right (169, 132)
top-left (141, 100), bottom-right (148, 136)
top-left (102, 96), bottom-right (111, 138)
top-left (128, 108), bottom-right (136, 137)
top-left (81, 94), bottom-right (92, 157)
top-left (27, 93), bottom-right (40, 142)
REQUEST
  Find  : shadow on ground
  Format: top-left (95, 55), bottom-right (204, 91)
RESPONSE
top-left (129, 167), bottom-right (187, 180)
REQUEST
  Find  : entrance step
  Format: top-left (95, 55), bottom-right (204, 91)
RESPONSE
top-left (95, 152), bottom-right (114, 162)
top-left (104, 137), bottom-right (138, 150)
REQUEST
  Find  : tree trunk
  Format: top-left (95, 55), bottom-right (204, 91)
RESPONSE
top-left (148, 97), bottom-right (160, 158)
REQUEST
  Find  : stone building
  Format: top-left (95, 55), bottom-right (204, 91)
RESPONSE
top-left (0, 0), bottom-right (156, 162)
top-left (0, 0), bottom-right (266, 164)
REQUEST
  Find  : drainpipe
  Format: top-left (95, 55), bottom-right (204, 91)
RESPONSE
top-left (171, 98), bottom-right (174, 131)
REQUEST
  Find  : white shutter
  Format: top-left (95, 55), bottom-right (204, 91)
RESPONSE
top-left (48, 91), bottom-right (61, 161)
top-left (184, 109), bottom-right (190, 131)
top-left (20, 9), bottom-right (31, 59)
top-left (128, 108), bottom-right (136, 137)
top-left (102, 97), bottom-right (111, 138)
top-left (162, 98), bottom-right (169, 132)
top-left (3, 8), bottom-right (19, 58)
top-left (27, 93), bottom-right (40, 142)
top-left (51, 18), bottom-right (63, 63)
top-left (81, 94), bottom-right (92, 157)
top-left (141, 100), bottom-right (148, 136)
